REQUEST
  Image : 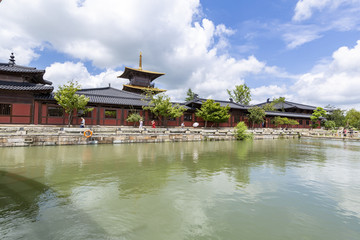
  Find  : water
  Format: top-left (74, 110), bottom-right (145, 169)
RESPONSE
top-left (0, 139), bottom-right (360, 240)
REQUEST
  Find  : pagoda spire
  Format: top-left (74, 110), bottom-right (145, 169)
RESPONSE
top-left (9, 53), bottom-right (15, 66)
top-left (139, 52), bottom-right (142, 70)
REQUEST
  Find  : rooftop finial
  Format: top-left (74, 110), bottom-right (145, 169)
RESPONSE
top-left (9, 53), bottom-right (15, 65)
top-left (139, 51), bottom-right (142, 70)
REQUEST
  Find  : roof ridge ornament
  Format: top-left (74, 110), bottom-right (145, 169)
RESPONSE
top-left (9, 53), bottom-right (15, 66)
top-left (139, 51), bottom-right (142, 70)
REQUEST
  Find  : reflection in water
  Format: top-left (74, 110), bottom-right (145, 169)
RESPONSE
top-left (0, 139), bottom-right (360, 239)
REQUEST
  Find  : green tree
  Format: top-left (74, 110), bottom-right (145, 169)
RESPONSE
top-left (247, 106), bottom-right (266, 128)
top-left (195, 99), bottom-right (230, 128)
top-left (143, 93), bottom-right (186, 126)
top-left (126, 112), bottom-right (142, 127)
top-left (262, 103), bottom-right (277, 111)
top-left (326, 108), bottom-right (345, 127)
top-left (272, 97), bottom-right (286, 112)
top-left (345, 109), bottom-right (360, 128)
top-left (227, 84), bottom-right (251, 105)
top-left (185, 88), bottom-right (197, 102)
top-left (324, 120), bottom-right (336, 130)
top-left (54, 81), bottom-right (93, 127)
top-left (310, 107), bottom-right (327, 128)
top-left (234, 121), bottom-right (252, 140)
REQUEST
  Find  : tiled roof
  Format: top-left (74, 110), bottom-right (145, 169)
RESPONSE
top-left (77, 87), bottom-right (144, 99)
top-left (264, 111), bottom-right (313, 119)
top-left (36, 86), bottom-right (149, 107)
top-left (185, 97), bottom-right (249, 110)
top-left (255, 100), bottom-right (317, 111)
top-left (118, 67), bottom-right (164, 81)
top-left (0, 81), bottom-right (53, 92)
top-left (0, 63), bottom-right (45, 74)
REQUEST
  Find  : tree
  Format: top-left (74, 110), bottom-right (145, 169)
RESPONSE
top-left (247, 106), bottom-right (266, 128)
top-left (272, 97), bottom-right (286, 112)
top-left (326, 108), bottom-right (345, 127)
top-left (310, 107), bottom-right (327, 128)
top-left (262, 103), bottom-right (277, 111)
top-left (227, 84), bottom-right (251, 105)
top-left (324, 120), bottom-right (336, 130)
top-left (195, 99), bottom-right (230, 128)
top-left (185, 88), bottom-right (197, 102)
top-left (143, 93), bottom-right (186, 126)
top-left (126, 112), bottom-right (142, 127)
top-left (54, 81), bottom-right (93, 127)
top-left (234, 122), bottom-right (252, 140)
top-left (345, 109), bottom-right (360, 128)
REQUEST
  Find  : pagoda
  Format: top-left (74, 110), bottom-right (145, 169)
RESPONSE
top-left (118, 52), bottom-right (166, 94)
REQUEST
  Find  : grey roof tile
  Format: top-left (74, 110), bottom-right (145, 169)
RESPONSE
top-left (0, 81), bottom-right (53, 92)
top-left (0, 63), bottom-right (45, 74)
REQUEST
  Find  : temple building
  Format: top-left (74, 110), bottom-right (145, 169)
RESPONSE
top-left (0, 53), bottom-right (321, 128)
top-left (119, 52), bottom-right (166, 95)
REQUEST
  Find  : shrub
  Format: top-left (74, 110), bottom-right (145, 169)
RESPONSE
top-left (126, 113), bottom-right (142, 126)
top-left (324, 120), bottom-right (336, 130)
top-left (234, 122), bottom-right (252, 140)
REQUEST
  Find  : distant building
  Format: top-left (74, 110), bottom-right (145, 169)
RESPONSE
top-left (119, 52), bottom-right (166, 95)
top-left (0, 53), bottom-right (321, 128)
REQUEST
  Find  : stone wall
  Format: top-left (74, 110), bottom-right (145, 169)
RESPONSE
top-left (0, 126), bottom-right (358, 147)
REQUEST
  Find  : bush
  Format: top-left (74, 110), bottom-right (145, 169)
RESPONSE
top-left (126, 113), bottom-right (142, 126)
top-left (234, 122), bottom-right (252, 140)
top-left (324, 120), bottom-right (336, 130)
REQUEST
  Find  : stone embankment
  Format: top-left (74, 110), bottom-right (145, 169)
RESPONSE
top-left (0, 126), bottom-right (358, 147)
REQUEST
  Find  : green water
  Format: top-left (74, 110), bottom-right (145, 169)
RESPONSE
top-left (0, 139), bottom-right (360, 240)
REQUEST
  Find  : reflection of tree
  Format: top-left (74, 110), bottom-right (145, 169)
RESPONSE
top-left (0, 170), bottom-right (48, 219)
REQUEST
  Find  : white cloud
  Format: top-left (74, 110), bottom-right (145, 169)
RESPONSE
top-left (293, 0), bottom-right (332, 22)
top-left (251, 85), bottom-right (290, 104)
top-left (291, 40), bottom-right (360, 109)
top-left (0, 0), bottom-right (290, 102)
top-left (44, 62), bottom-right (124, 90)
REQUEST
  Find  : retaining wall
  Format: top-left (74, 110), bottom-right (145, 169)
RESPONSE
top-left (0, 126), bottom-right (358, 147)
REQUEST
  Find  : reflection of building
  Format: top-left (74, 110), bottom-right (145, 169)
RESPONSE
top-left (0, 53), bottom-right (321, 128)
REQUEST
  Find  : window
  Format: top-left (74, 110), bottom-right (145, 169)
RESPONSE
top-left (306, 120), bottom-right (310, 125)
top-left (48, 106), bottom-right (63, 117)
top-left (299, 120), bottom-right (303, 125)
top-left (184, 113), bottom-right (192, 121)
top-left (105, 109), bottom-right (116, 118)
top-left (168, 117), bottom-right (176, 121)
top-left (0, 104), bottom-right (11, 115)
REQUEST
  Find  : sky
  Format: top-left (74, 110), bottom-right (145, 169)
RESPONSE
top-left (1, 0), bottom-right (360, 109)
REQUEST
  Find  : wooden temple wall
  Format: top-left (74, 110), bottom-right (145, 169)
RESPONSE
top-left (0, 99), bottom-right (320, 128)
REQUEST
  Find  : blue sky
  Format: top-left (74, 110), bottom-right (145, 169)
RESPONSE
top-left (1, 0), bottom-right (360, 109)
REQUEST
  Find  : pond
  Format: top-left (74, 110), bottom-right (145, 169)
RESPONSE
top-left (1, 139), bottom-right (360, 240)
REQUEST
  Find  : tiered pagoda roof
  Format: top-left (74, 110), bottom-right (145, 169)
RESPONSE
top-left (118, 53), bottom-right (166, 94)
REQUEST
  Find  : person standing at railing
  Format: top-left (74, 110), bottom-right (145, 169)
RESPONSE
top-left (151, 120), bottom-right (156, 128)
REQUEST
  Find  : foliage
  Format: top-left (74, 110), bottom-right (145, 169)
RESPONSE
top-left (195, 99), bottom-right (231, 128)
top-left (272, 117), bottom-right (299, 127)
top-left (247, 106), bottom-right (266, 128)
top-left (143, 92), bottom-right (186, 126)
top-left (345, 108), bottom-right (360, 129)
top-left (272, 97), bottom-right (286, 112)
top-left (324, 120), bottom-right (336, 130)
top-left (126, 112), bottom-right (142, 126)
top-left (54, 80), bottom-right (93, 127)
top-left (262, 103), bottom-right (277, 111)
top-left (310, 107), bottom-right (327, 128)
top-left (185, 88), bottom-right (197, 102)
top-left (234, 121), bottom-right (252, 140)
top-left (326, 108), bottom-right (345, 127)
top-left (227, 84), bottom-right (251, 105)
